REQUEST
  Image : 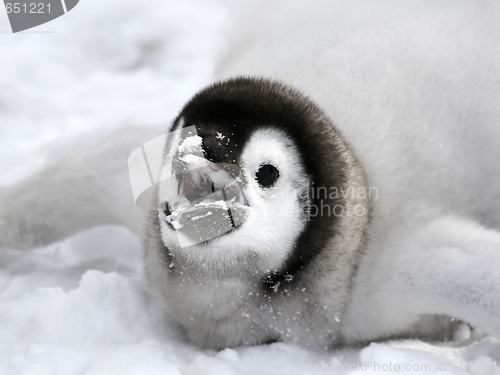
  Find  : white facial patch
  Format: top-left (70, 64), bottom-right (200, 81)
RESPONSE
top-left (233, 127), bottom-right (310, 268)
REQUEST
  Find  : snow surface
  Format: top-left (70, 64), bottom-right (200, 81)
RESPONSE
top-left (1, 0), bottom-right (500, 374)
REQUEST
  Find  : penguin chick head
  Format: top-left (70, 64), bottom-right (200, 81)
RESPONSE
top-left (156, 77), bottom-right (365, 284)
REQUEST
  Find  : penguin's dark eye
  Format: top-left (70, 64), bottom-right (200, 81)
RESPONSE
top-left (255, 164), bottom-right (279, 187)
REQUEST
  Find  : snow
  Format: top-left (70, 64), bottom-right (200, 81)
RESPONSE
top-left (190, 211), bottom-right (213, 221)
top-left (1, 0), bottom-right (500, 374)
top-left (178, 136), bottom-right (204, 156)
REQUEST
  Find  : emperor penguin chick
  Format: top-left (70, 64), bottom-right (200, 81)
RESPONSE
top-left (143, 77), bottom-right (370, 350)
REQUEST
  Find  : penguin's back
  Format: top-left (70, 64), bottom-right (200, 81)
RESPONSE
top-left (216, 0), bottom-right (500, 228)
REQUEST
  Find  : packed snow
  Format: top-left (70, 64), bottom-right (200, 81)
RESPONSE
top-left (1, 0), bottom-right (500, 374)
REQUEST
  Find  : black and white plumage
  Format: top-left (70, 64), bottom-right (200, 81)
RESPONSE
top-left (2, 0), bottom-right (500, 352)
top-left (144, 78), bottom-right (369, 349)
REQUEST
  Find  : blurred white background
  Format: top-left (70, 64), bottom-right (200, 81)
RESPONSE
top-left (0, 0), bottom-right (228, 185)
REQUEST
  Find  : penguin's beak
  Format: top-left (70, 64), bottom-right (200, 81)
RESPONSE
top-left (177, 156), bottom-right (246, 205)
top-left (162, 155), bottom-right (249, 247)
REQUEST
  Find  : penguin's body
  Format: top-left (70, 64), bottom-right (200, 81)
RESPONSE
top-left (2, 0), bottom-right (500, 351)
